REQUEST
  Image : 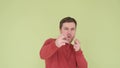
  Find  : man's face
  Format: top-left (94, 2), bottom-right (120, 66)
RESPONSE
top-left (60, 22), bottom-right (76, 43)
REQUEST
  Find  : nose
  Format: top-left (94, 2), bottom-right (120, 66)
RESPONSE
top-left (67, 30), bottom-right (71, 37)
top-left (67, 33), bottom-right (71, 37)
top-left (67, 29), bottom-right (71, 34)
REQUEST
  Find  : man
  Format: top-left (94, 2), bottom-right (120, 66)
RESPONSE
top-left (40, 17), bottom-right (88, 68)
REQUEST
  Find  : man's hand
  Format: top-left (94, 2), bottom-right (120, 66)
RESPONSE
top-left (55, 34), bottom-right (69, 48)
top-left (73, 39), bottom-right (81, 51)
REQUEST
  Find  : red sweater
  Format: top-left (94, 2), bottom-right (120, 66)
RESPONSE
top-left (40, 38), bottom-right (87, 68)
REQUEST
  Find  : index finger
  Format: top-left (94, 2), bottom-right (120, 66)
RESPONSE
top-left (74, 39), bottom-right (80, 44)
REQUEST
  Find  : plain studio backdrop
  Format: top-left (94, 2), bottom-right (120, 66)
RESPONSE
top-left (0, 0), bottom-right (120, 68)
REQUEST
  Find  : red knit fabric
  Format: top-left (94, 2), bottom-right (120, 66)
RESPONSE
top-left (40, 38), bottom-right (87, 68)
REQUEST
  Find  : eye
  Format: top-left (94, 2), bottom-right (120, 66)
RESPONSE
top-left (71, 28), bottom-right (75, 31)
top-left (64, 27), bottom-right (68, 30)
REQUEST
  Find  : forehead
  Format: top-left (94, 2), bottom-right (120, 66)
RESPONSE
top-left (62, 22), bottom-right (75, 28)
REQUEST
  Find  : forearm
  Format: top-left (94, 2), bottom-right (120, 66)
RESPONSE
top-left (75, 50), bottom-right (88, 68)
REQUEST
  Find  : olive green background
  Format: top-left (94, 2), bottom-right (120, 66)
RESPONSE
top-left (0, 0), bottom-right (120, 68)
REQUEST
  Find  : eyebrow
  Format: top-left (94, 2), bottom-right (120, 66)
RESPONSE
top-left (64, 27), bottom-right (75, 29)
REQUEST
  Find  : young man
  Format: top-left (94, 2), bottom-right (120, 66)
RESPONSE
top-left (40, 17), bottom-right (88, 68)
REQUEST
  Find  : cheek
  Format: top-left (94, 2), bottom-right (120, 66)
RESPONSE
top-left (60, 30), bottom-right (67, 34)
top-left (71, 31), bottom-right (75, 36)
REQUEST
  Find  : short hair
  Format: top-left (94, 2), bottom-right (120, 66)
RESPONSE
top-left (59, 17), bottom-right (77, 29)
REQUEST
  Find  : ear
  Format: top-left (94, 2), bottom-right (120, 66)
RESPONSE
top-left (60, 29), bottom-right (62, 34)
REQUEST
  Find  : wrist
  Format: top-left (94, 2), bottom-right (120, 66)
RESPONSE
top-left (55, 40), bottom-right (60, 48)
top-left (75, 49), bottom-right (80, 51)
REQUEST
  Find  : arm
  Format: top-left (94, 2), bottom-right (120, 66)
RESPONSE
top-left (73, 39), bottom-right (88, 68)
top-left (40, 38), bottom-right (59, 59)
top-left (40, 34), bottom-right (69, 59)
top-left (75, 50), bottom-right (88, 68)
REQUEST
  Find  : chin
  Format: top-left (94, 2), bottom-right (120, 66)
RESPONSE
top-left (68, 38), bottom-right (73, 44)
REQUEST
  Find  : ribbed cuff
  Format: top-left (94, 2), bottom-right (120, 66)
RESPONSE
top-left (75, 50), bottom-right (83, 56)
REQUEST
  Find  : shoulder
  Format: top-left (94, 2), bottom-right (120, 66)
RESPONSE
top-left (44, 38), bottom-right (56, 43)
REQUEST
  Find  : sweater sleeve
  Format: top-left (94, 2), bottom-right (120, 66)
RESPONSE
top-left (75, 50), bottom-right (88, 68)
top-left (40, 38), bottom-right (59, 59)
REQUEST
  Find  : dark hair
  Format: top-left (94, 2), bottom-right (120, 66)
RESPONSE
top-left (59, 17), bottom-right (77, 29)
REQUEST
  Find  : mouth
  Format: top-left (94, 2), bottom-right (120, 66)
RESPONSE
top-left (63, 34), bottom-right (72, 42)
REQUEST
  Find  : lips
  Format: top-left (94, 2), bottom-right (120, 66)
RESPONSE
top-left (63, 33), bottom-right (71, 41)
